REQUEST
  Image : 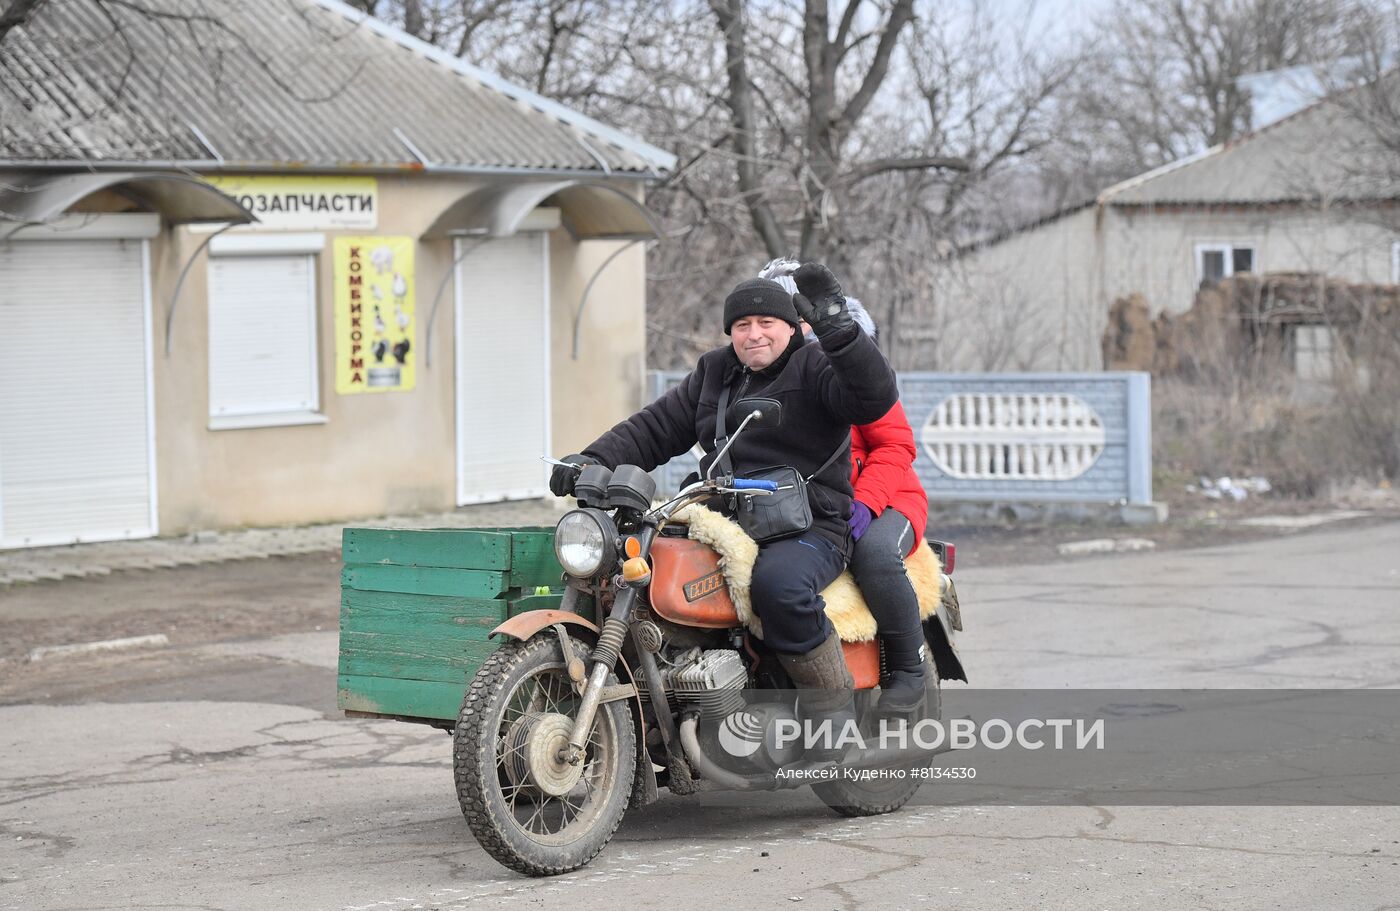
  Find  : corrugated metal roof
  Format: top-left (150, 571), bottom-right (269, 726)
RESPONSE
top-left (964, 87), bottom-right (1398, 253)
top-left (0, 0), bottom-right (674, 176)
top-left (1102, 95), bottom-right (1396, 206)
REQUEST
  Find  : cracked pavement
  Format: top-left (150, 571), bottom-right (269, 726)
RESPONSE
top-left (1, 521), bottom-right (1398, 909)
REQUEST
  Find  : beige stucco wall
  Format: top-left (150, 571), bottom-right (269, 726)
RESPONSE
top-left (145, 172), bottom-right (650, 534)
top-left (938, 207), bottom-right (1102, 371)
top-left (1099, 206), bottom-right (1397, 316)
top-left (548, 232), bottom-right (648, 456)
top-left (948, 204), bottom-right (1397, 371)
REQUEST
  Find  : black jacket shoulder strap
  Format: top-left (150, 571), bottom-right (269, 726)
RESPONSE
top-left (805, 435), bottom-right (849, 483)
top-left (713, 380), bottom-right (733, 477)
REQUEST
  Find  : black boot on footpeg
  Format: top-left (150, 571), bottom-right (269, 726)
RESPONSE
top-left (877, 633), bottom-right (928, 716)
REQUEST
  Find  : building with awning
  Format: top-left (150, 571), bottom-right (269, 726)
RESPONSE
top-left (0, 0), bottom-right (673, 548)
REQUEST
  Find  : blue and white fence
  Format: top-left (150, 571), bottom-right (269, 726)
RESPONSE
top-left (645, 372), bottom-right (1153, 505)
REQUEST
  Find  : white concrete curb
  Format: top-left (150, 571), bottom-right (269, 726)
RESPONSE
top-left (1057, 538), bottom-right (1158, 556)
top-left (1236, 510), bottom-right (1370, 529)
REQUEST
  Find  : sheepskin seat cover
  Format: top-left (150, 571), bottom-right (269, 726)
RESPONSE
top-left (670, 504), bottom-right (943, 642)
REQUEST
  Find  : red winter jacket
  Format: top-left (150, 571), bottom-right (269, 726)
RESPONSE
top-left (850, 400), bottom-right (929, 554)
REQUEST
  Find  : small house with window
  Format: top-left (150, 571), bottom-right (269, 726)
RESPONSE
top-left (0, 0), bottom-right (672, 549)
top-left (942, 91), bottom-right (1399, 373)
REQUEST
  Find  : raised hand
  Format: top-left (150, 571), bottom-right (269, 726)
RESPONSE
top-left (792, 263), bottom-right (853, 336)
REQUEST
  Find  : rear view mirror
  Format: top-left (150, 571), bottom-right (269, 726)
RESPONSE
top-left (735, 396), bottom-right (782, 428)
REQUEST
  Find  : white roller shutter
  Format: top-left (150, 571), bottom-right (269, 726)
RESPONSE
top-left (207, 254), bottom-right (319, 419)
top-left (0, 239), bottom-right (156, 548)
top-left (455, 234), bottom-right (550, 504)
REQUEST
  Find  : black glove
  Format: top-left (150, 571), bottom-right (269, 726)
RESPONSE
top-left (792, 263), bottom-right (854, 337)
top-left (549, 454), bottom-right (588, 498)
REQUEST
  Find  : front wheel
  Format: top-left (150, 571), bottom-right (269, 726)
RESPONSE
top-left (454, 635), bottom-right (636, 876)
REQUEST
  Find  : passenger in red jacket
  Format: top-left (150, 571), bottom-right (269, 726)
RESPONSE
top-left (848, 397), bottom-right (930, 711)
top-left (761, 259), bottom-right (930, 712)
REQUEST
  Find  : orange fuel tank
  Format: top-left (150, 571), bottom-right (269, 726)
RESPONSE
top-left (649, 536), bottom-right (882, 687)
top-left (648, 536), bottom-right (740, 628)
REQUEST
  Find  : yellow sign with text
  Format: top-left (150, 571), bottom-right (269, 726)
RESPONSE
top-left (199, 175), bottom-right (378, 231)
top-left (333, 237), bottom-right (415, 394)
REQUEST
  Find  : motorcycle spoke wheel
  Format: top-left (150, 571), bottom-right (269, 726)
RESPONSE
top-left (455, 636), bottom-right (636, 876)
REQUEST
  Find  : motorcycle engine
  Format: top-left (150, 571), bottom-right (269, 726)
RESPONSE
top-left (671, 649), bottom-right (748, 720)
top-left (647, 648), bottom-right (748, 721)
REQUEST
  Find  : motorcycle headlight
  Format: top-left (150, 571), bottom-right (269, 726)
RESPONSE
top-left (554, 509), bottom-right (616, 578)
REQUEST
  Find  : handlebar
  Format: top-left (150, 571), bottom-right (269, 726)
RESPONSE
top-left (650, 476), bottom-right (775, 524)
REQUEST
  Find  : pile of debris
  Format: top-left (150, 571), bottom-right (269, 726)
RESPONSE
top-left (1188, 475), bottom-right (1272, 501)
top-left (1113, 273), bottom-right (1400, 493)
top-left (1101, 273), bottom-right (1400, 378)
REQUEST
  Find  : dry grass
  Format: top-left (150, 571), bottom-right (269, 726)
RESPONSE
top-left (1153, 368), bottom-right (1399, 498)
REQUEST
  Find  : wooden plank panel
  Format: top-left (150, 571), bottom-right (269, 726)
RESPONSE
top-left (339, 602), bottom-right (503, 639)
top-left (506, 593), bottom-right (566, 616)
top-left (339, 589), bottom-right (506, 636)
top-left (507, 531), bottom-right (564, 589)
top-left (341, 527), bottom-right (512, 570)
top-left (337, 674), bottom-right (465, 721)
top-left (338, 632), bottom-right (497, 683)
top-left (341, 564), bottom-right (508, 598)
top-left (340, 630), bottom-right (501, 654)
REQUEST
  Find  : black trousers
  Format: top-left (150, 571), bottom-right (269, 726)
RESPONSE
top-left (749, 534), bottom-right (847, 654)
top-left (848, 509), bottom-right (925, 669)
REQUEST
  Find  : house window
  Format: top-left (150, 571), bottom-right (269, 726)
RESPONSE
top-left (206, 233), bottom-right (326, 429)
top-left (1195, 243), bottom-right (1256, 285)
top-left (1293, 324), bottom-right (1335, 382)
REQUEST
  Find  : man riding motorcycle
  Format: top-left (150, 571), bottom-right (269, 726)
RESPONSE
top-left (548, 263), bottom-right (897, 747)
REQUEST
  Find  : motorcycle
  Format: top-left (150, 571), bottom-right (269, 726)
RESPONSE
top-left (453, 398), bottom-right (966, 876)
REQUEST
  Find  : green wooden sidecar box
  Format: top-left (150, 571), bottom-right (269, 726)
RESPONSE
top-left (336, 526), bottom-right (567, 726)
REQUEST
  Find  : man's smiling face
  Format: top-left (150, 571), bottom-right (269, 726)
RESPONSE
top-left (730, 315), bottom-right (795, 369)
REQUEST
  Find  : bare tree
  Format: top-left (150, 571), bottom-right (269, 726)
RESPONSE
top-left (1321, 1), bottom-right (1400, 206)
top-left (1041, 0), bottom-right (1372, 203)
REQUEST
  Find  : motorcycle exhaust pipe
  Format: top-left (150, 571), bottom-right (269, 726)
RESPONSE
top-left (678, 713), bottom-right (956, 793)
top-left (678, 713), bottom-right (778, 791)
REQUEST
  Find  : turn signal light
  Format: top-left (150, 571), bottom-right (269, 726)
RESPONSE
top-left (622, 556), bottom-right (651, 583)
top-left (624, 536), bottom-right (642, 558)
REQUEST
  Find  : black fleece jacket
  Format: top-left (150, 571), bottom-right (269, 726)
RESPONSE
top-left (580, 323), bottom-right (898, 554)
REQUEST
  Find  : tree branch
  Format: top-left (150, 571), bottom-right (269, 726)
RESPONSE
top-left (847, 154), bottom-right (970, 184)
top-left (833, 0), bottom-right (862, 58)
top-left (838, 0), bottom-right (915, 129)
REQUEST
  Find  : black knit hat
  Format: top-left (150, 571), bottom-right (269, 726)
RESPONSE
top-left (723, 278), bottom-right (801, 334)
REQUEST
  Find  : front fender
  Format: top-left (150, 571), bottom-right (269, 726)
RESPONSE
top-left (490, 609), bottom-right (599, 642)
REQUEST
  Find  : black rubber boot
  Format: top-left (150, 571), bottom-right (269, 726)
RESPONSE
top-left (777, 632), bottom-right (857, 762)
top-left (877, 629), bottom-right (928, 715)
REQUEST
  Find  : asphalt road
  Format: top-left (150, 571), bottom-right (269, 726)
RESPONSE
top-left (3, 521), bottom-right (1399, 910)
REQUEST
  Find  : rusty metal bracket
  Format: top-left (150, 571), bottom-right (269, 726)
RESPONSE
top-left (552, 622), bottom-right (587, 690)
top-left (593, 683), bottom-right (638, 704)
